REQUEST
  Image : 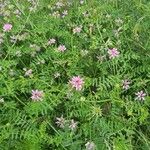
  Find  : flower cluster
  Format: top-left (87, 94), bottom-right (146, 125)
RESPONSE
top-left (108, 48), bottom-right (120, 59)
top-left (122, 79), bottom-right (131, 90)
top-left (31, 90), bottom-right (44, 101)
top-left (69, 76), bottom-right (84, 91)
top-left (57, 45), bottom-right (66, 52)
top-left (55, 115), bottom-right (78, 131)
top-left (135, 91), bottom-right (146, 101)
top-left (0, 1), bottom-right (149, 149)
top-left (3, 23), bottom-right (12, 32)
top-left (73, 26), bottom-right (82, 34)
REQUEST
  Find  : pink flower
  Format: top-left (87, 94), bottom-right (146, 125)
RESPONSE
top-left (135, 90), bottom-right (146, 101)
top-left (31, 90), bottom-right (44, 101)
top-left (73, 26), bottom-right (82, 34)
top-left (3, 23), bottom-right (12, 32)
top-left (69, 76), bottom-right (84, 91)
top-left (108, 48), bottom-right (120, 59)
top-left (58, 45), bottom-right (66, 52)
top-left (122, 79), bottom-right (131, 90)
top-left (69, 119), bottom-right (78, 131)
top-left (48, 38), bottom-right (56, 45)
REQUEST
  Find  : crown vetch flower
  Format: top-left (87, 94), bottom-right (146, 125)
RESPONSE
top-left (3, 23), bottom-right (12, 32)
top-left (122, 79), bottom-right (131, 90)
top-left (69, 119), bottom-right (78, 131)
top-left (58, 45), bottom-right (66, 52)
top-left (31, 90), bottom-right (44, 101)
top-left (108, 48), bottom-right (120, 59)
top-left (69, 76), bottom-right (84, 91)
top-left (62, 10), bottom-right (68, 18)
top-left (135, 90), bottom-right (146, 101)
top-left (56, 115), bottom-right (66, 128)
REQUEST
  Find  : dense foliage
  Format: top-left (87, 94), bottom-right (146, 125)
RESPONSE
top-left (0, 0), bottom-right (150, 149)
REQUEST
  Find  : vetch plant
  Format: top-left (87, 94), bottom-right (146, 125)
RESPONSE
top-left (0, 0), bottom-right (150, 149)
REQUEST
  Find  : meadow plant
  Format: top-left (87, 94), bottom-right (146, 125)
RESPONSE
top-left (0, 0), bottom-right (150, 149)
